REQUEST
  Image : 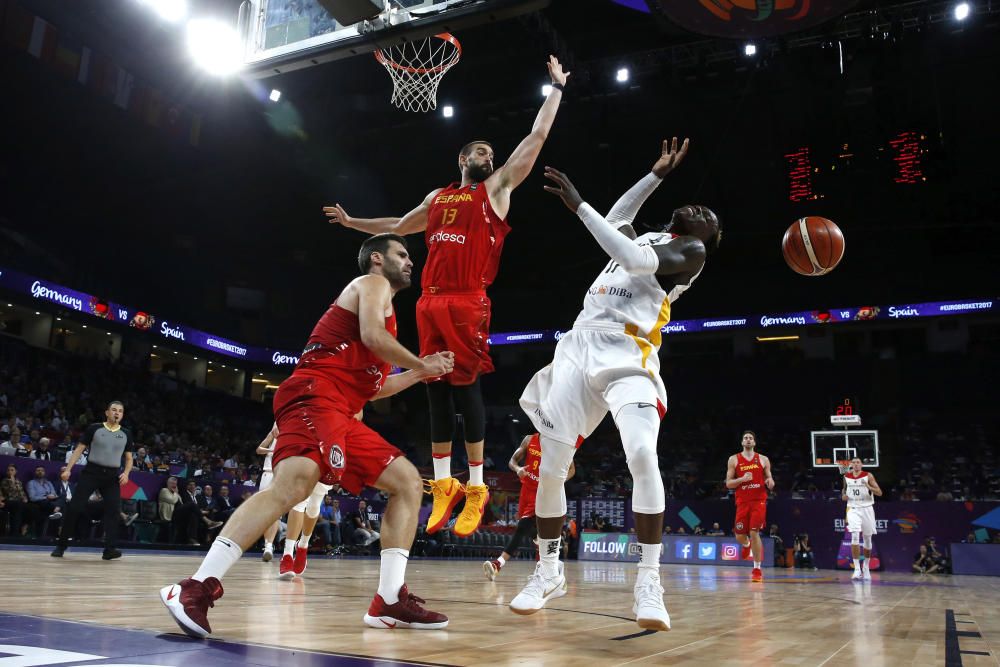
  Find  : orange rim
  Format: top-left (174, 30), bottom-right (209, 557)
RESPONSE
top-left (374, 32), bottom-right (462, 74)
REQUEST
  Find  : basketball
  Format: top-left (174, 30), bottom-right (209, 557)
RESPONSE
top-left (781, 216), bottom-right (845, 276)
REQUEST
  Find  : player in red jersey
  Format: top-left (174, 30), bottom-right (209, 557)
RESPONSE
top-left (483, 433), bottom-right (574, 580)
top-left (324, 55), bottom-right (570, 538)
top-left (725, 430), bottom-right (775, 583)
top-left (160, 234), bottom-right (455, 637)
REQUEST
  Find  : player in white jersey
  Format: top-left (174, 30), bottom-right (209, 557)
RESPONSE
top-left (512, 138), bottom-right (721, 632)
top-left (842, 457), bottom-right (882, 580)
top-left (255, 423), bottom-right (280, 562)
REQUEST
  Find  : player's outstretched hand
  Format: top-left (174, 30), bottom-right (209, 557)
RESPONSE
top-left (543, 167), bottom-right (584, 212)
top-left (420, 351), bottom-right (455, 378)
top-left (546, 55), bottom-right (569, 86)
top-left (766, 478), bottom-right (775, 490)
top-left (323, 204), bottom-right (354, 229)
top-left (652, 137), bottom-right (689, 178)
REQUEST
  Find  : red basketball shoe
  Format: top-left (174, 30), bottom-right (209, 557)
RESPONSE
top-left (363, 584), bottom-right (449, 630)
top-left (160, 577), bottom-right (224, 638)
top-left (751, 567), bottom-right (763, 583)
top-left (278, 553), bottom-right (295, 580)
top-left (293, 544), bottom-right (308, 576)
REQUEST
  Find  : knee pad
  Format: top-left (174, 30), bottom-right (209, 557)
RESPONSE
top-left (426, 382), bottom-right (455, 443)
top-left (615, 403), bottom-right (665, 514)
top-left (535, 435), bottom-right (575, 518)
top-left (850, 532), bottom-right (861, 546)
top-left (452, 379), bottom-right (485, 443)
top-left (305, 484), bottom-right (326, 519)
top-left (862, 534), bottom-right (873, 550)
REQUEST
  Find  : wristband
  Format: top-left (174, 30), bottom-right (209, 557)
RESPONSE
top-left (550, 82), bottom-right (564, 91)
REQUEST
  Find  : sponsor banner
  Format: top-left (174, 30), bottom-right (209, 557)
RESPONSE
top-left (951, 544), bottom-right (1000, 576)
top-left (579, 532), bottom-right (771, 567)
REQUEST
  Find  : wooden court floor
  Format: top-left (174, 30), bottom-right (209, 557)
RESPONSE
top-left (0, 547), bottom-right (997, 666)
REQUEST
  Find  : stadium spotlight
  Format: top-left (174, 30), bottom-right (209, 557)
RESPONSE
top-left (541, 83), bottom-right (553, 97)
top-left (269, 89), bottom-right (281, 102)
top-left (442, 105), bottom-right (454, 118)
top-left (186, 18), bottom-right (242, 75)
top-left (616, 67), bottom-right (629, 83)
top-left (954, 2), bottom-right (970, 20)
top-left (137, 0), bottom-right (188, 24)
top-left (744, 42), bottom-right (757, 57)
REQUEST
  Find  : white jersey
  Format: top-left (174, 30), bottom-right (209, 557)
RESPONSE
top-left (844, 472), bottom-right (875, 508)
top-left (263, 448), bottom-right (274, 472)
top-left (574, 232), bottom-right (700, 347)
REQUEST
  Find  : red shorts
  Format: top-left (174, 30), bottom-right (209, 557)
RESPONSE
top-left (417, 292), bottom-right (493, 385)
top-left (518, 483), bottom-right (538, 520)
top-left (734, 499), bottom-right (767, 534)
top-left (271, 376), bottom-right (402, 495)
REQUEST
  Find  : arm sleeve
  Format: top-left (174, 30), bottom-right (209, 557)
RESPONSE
top-left (577, 203), bottom-right (660, 275)
top-left (605, 172), bottom-right (663, 228)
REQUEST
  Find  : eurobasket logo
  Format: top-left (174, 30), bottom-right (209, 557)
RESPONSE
top-left (721, 543), bottom-right (739, 560)
top-left (675, 542), bottom-right (693, 559)
top-left (894, 512), bottom-right (920, 534)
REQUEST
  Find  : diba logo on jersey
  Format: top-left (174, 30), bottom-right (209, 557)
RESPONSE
top-left (428, 230), bottom-right (466, 245)
top-left (587, 285), bottom-right (633, 298)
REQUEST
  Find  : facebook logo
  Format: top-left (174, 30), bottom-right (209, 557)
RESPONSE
top-left (675, 542), bottom-right (693, 559)
top-left (698, 543), bottom-right (717, 560)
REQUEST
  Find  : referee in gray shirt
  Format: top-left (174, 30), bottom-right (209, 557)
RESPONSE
top-left (51, 400), bottom-right (134, 560)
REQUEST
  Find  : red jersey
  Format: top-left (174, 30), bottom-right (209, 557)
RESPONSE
top-left (734, 451), bottom-right (768, 502)
top-left (292, 303), bottom-right (396, 416)
top-left (521, 433), bottom-right (542, 490)
top-left (422, 182), bottom-right (511, 292)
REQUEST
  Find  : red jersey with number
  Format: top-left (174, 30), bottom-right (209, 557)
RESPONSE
top-left (291, 302), bottom-right (396, 415)
top-left (734, 452), bottom-right (768, 503)
top-left (521, 433), bottom-right (542, 490)
top-left (422, 182), bottom-right (511, 291)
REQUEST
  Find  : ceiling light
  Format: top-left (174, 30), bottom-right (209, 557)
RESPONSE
top-left (954, 2), bottom-right (970, 20)
top-left (442, 105), bottom-right (454, 118)
top-left (269, 89), bottom-right (281, 102)
top-left (186, 18), bottom-right (242, 76)
top-left (541, 84), bottom-right (552, 97)
top-left (744, 42), bottom-right (757, 57)
top-left (616, 67), bottom-right (629, 83)
top-left (142, 0), bottom-right (188, 24)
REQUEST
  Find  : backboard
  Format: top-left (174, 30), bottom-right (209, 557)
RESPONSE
top-left (811, 430), bottom-right (879, 469)
top-left (239, 0), bottom-right (549, 77)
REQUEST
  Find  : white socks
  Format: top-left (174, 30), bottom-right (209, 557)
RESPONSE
top-left (298, 533), bottom-right (311, 550)
top-left (284, 538), bottom-right (296, 557)
top-left (639, 543), bottom-right (661, 570)
top-left (469, 460), bottom-right (484, 486)
top-left (496, 555), bottom-right (506, 566)
top-left (432, 455), bottom-right (451, 480)
top-left (378, 548), bottom-right (409, 604)
top-left (753, 561), bottom-right (762, 570)
top-left (538, 537), bottom-right (561, 576)
top-left (192, 536), bottom-right (243, 583)
top-left (264, 541), bottom-right (273, 552)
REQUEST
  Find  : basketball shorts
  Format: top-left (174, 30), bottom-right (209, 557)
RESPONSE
top-left (519, 328), bottom-right (667, 446)
top-left (272, 376), bottom-right (402, 496)
top-left (417, 291), bottom-right (493, 385)
top-left (517, 483), bottom-right (538, 520)
top-left (846, 505), bottom-right (876, 536)
top-left (259, 471), bottom-right (274, 492)
top-left (291, 481), bottom-right (334, 513)
top-left (734, 500), bottom-right (767, 534)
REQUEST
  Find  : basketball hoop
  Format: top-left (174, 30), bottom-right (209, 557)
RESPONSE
top-left (374, 33), bottom-right (461, 113)
top-left (837, 460), bottom-right (851, 475)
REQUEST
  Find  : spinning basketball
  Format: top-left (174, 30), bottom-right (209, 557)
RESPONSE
top-left (781, 216), bottom-right (845, 276)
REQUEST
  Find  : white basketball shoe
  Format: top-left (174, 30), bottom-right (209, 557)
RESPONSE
top-left (633, 569), bottom-right (671, 631)
top-left (509, 561), bottom-right (566, 615)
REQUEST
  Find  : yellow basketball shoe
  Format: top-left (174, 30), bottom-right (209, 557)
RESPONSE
top-left (424, 478), bottom-right (465, 534)
top-left (454, 484), bottom-right (490, 537)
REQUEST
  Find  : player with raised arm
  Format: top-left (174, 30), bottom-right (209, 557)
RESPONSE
top-left (842, 457), bottom-right (882, 580)
top-left (511, 138), bottom-right (721, 632)
top-left (483, 433), bottom-right (574, 580)
top-left (160, 234), bottom-right (455, 636)
top-left (325, 56), bottom-right (570, 538)
top-left (725, 430), bottom-right (775, 583)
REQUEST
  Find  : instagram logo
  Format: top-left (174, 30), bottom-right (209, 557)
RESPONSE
top-left (721, 544), bottom-right (739, 561)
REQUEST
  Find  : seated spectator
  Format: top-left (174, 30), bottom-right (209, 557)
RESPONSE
top-left (963, 532), bottom-right (978, 544)
top-left (926, 538), bottom-right (949, 573)
top-left (67, 446), bottom-right (87, 467)
top-left (935, 488), bottom-right (954, 501)
top-left (174, 479), bottom-right (202, 545)
top-left (705, 522), bottom-right (725, 536)
top-left (152, 456), bottom-right (169, 474)
top-left (29, 438), bottom-right (53, 461)
top-left (54, 434), bottom-right (74, 459)
top-left (593, 515), bottom-right (607, 532)
top-left (912, 545), bottom-right (940, 573)
top-left (663, 525), bottom-right (673, 535)
top-left (26, 465), bottom-right (61, 531)
top-left (676, 526), bottom-right (687, 535)
top-left (213, 484), bottom-right (236, 523)
top-left (2, 463), bottom-right (40, 536)
top-left (317, 496), bottom-right (341, 550)
top-left (350, 500), bottom-right (380, 547)
top-left (133, 448), bottom-right (153, 473)
top-left (0, 431), bottom-right (16, 456)
top-left (794, 533), bottom-right (816, 570)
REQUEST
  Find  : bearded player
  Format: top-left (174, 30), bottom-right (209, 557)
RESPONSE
top-left (725, 430), bottom-right (775, 583)
top-left (325, 56), bottom-right (570, 538)
top-left (160, 234), bottom-right (454, 636)
top-left (512, 138), bottom-right (720, 632)
top-left (842, 457), bottom-right (882, 580)
top-left (483, 433), bottom-right (574, 580)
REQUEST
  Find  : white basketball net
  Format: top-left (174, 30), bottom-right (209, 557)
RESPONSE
top-left (375, 33), bottom-right (461, 113)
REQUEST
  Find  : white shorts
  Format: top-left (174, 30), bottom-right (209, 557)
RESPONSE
top-left (519, 328), bottom-right (667, 445)
top-left (259, 471), bottom-right (274, 492)
top-left (847, 505), bottom-right (876, 536)
top-left (291, 481), bottom-right (333, 513)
